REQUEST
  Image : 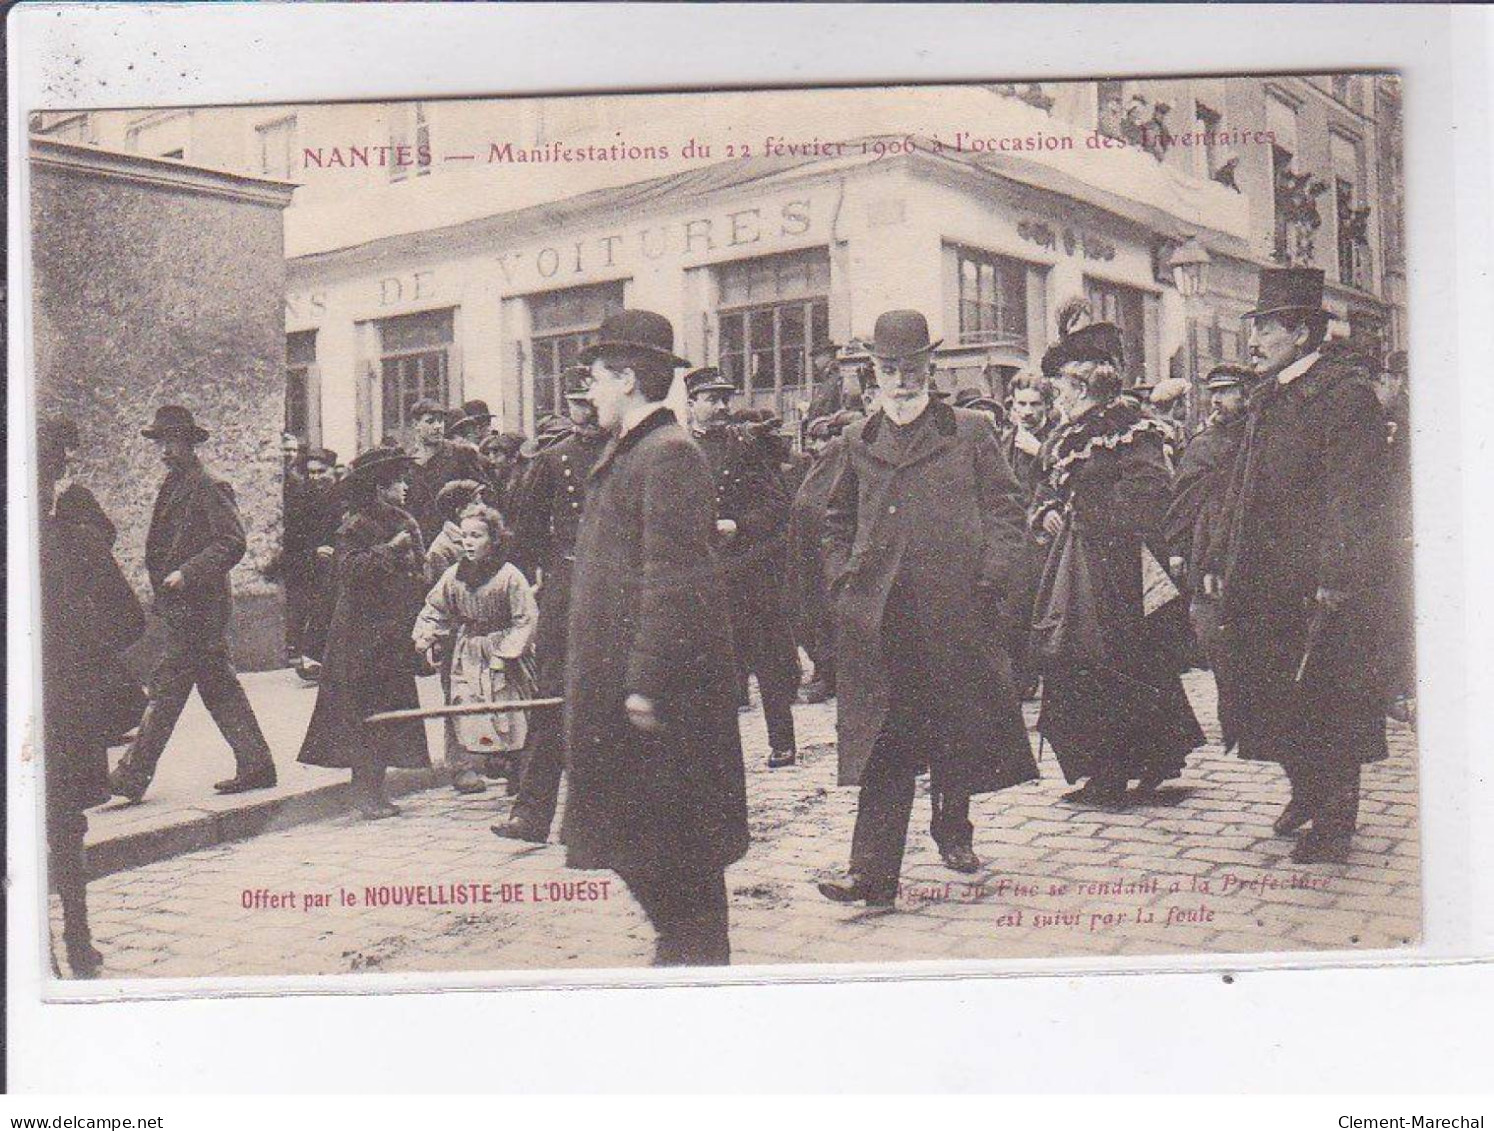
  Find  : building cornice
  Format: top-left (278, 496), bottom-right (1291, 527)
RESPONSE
top-left (29, 136), bottom-right (298, 209)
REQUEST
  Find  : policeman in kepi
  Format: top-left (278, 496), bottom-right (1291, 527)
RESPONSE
top-left (685, 366), bottom-right (801, 770)
top-left (494, 364), bottom-right (610, 842)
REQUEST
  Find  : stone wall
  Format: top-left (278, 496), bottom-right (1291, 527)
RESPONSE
top-left (30, 141), bottom-right (296, 670)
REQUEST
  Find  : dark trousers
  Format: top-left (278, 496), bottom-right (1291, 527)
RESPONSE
top-left (733, 601), bottom-right (800, 753)
top-left (283, 573), bottom-right (314, 660)
top-left (119, 628), bottom-right (274, 784)
top-left (617, 864), bottom-right (731, 966)
top-left (511, 704), bottom-right (565, 834)
top-left (848, 584), bottom-right (971, 892)
top-left (1283, 756), bottom-right (1362, 841)
top-left (47, 805), bottom-right (91, 953)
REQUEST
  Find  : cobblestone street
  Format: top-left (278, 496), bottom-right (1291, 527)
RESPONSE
top-left (49, 673), bottom-right (1421, 981)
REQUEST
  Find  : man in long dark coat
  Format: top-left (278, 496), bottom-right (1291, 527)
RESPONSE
top-left (1217, 268), bottom-right (1389, 864)
top-left (109, 405), bottom-right (277, 802)
top-left (686, 366), bottom-right (800, 769)
top-left (562, 310), bottom-right (748, 966)
top-left (818, 310), bottom-right (1038, 905)
top-left (1164, 364), bottom-right (1254, 748)
top-left (492, 366), bottom-right (609, 842)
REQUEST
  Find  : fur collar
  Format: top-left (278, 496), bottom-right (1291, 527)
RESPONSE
top-left (1047, 400), bottom-right (1175, 493)
top-left (454, 554), bottom-right (507, 589)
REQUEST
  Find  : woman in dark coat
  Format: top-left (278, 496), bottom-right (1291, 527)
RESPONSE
top-left (1030, 327), bottom-right (1204, 807)
top-left (38, 433), bottom-right (146, 976)
top-left (298, 448), bottom-right (431, 818)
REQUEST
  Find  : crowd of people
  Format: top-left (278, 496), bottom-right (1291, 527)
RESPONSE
top-left (38, 265), bottom-right (1414, 973)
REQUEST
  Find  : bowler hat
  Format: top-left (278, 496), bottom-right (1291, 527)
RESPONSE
top-left (577, 309), bottom-right (691, 369)
top-left (953, 387), bottom-right (1004, 416)
top-left (685, 366), bottom-right (737, 397)
top-left (141, 404), bottom-right (209, 443)
top-left (410, 398), bottom-right (447, 422)
top-left (870, 310), bottom-right (942, 359)
top-left (1204, 364), bottom-right (1252, 391)
top-left (1245, 267), bottom-right (1326, 321)
top-left (1041, 322), bottom-right (1125, 377)
top-left (342, 446), bottom-right (414, 486)
top-left (446, 399), bottom-right (494, 436)
top-left (562, 364), bottom-right (594, 400)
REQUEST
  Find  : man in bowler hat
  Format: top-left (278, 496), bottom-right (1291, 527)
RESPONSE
top-left (1216, 268), bottom-right (1390, 863)
top-left (109, 406), bottom-right (277, 801)
top-left (685, 365), bottom-right (800, 769)
top-left (561, 310), bottom-right (749, 964)
top-left (819, 311), bottom-right (1037, 904)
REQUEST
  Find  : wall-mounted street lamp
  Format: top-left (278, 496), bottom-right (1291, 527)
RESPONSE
top-left (1168, 236), bottom-right (1213, 298)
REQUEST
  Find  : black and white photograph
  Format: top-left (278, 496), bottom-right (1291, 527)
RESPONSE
top-left (19, 72), bottom-right (1421, 985)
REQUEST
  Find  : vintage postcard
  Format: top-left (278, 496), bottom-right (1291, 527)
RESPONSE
top-left (22, 73), bottom-right (1418, 986)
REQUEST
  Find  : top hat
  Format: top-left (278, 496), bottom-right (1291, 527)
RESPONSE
top-left (410, 398), bottom-right (447, 423)
top-left (1041, 322), bottom-right (1125, 377)
top-left (341, 446), bottom-right (414, 486)
top-left (684, 366), bottom-right (737, 397)
top-left (562, 364), bottom-right (594, 400)
top-left (870, 310), bottom-right (942, 359)
top-left (142, 404), bottom-right (209, 443)
top-left (577, 309), bottom-right (692, 369)
top-left (446, 399), bottom-right (494, 436)
top-left (1245, 267), bottom-right (1326, 321)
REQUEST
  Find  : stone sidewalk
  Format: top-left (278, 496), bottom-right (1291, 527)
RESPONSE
top-left (47, 673), bottom-right (1421, 980)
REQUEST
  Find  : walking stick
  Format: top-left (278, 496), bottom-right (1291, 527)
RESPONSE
top-left (364, 697), bottom-right (564, 725)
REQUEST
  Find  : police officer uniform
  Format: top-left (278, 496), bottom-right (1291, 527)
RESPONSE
top-left (686, 367), bottom-right (800, 768)
top-left (494, 367), bottom-right (610, 841)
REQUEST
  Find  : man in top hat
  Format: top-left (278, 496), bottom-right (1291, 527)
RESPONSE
top-left (818, 310), bottom-right (1038, 904)
top-left (493, 364), bottom-right (610, 843)
top-left (1216, 267), bottom-right (1390, 863)
top-left (1164, 363), bottom-right (1256, 748)
top-left (108, 405), bottom-right (278, 801)
top-left (684, 364), bottom-right (801, 770)
top-left (405, 397), bottom-right (493, 544)
top-left (561, 310), bottom-right (748, 965)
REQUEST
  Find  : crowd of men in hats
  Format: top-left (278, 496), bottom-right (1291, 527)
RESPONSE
top-left (38, 262), bottom-right (1415, 972)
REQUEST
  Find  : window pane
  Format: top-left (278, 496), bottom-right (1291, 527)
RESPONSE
top-left (749, 308), bottom-right (775, 353)
top-left (381, 308), bottom-right (454, 353)
top-left (780, 303), bottom-right (806, 391)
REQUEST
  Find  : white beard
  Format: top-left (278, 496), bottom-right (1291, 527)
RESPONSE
top-left (881, 392), bottom-right (931, 426)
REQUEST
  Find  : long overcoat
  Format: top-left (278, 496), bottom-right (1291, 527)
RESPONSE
top-left (144, 457), bottom-right (247, 642)
top-left (298, 499), bottom-right (432, 771)
top-left (1217, 353), bottom-right (1389, 766)
top-left (787, 435), bottom-right (849, 659)
top-left (561, 408), bottom-right (749, 875)
top-left (1028, 400), bottom-right (1204, 784)
top-left (822, 400), bottom-right (1037, 792)
top-left (40, 513), bottom-right (147, 814)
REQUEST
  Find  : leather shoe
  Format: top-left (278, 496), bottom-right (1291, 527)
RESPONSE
top-left (107, 765), bottom-right (150, 803)
top-left (214, 767), bottom-right (278, 794)
top-left (491, 819), bottom-right (547, 844)
top-left (358, 799), bottom-right (400, 820)
top-left (816, 872), bottom-right (896, 908)
top-left (800, 679), bottom-right (835, 704)
top-left (452, 770), bottom-right (488, 794)
top-left (1272, 796), bottom-right (1313, 837)
top-left (940, 845), bottom-right (982, 874)
top-left (767, 748), bottom-right (797, 769)
top-left (1291, 831), bottom-right (1351, 864)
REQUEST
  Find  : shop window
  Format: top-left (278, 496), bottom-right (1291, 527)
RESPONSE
top-left (286, 330), bottom-right (318, 441)
top-left (257, 115), bottom-right (297, 179)
top-left (378, 308), bottom-right (455, 438)
top-left (1083, 278), bottom-right (1147, 386)
top-left (528, 282), bottom-right (627, 417)
top-left (716, 249), bottom-right (832, 415)
top-left (955, 247), bottom-right (1028, 350)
